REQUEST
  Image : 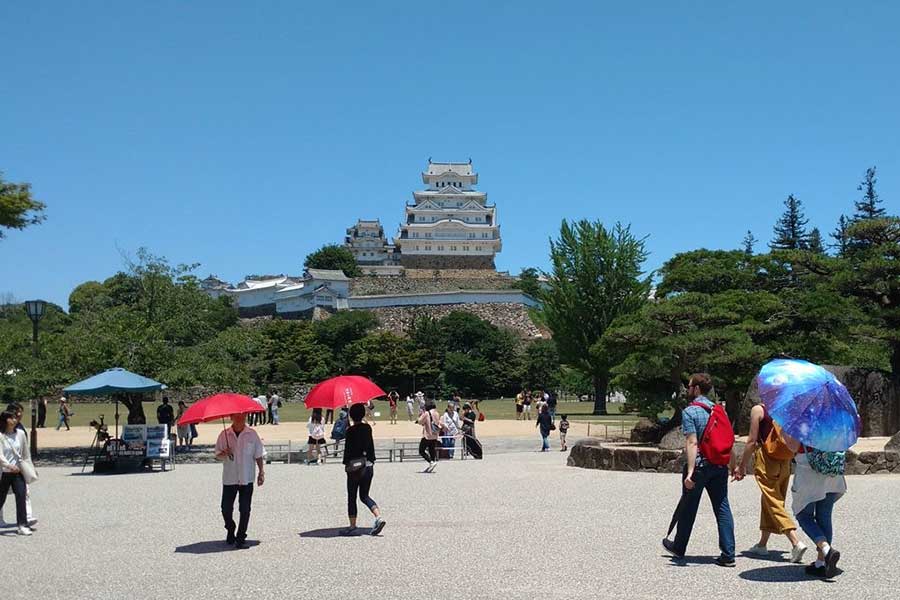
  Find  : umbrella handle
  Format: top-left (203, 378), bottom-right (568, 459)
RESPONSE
top-left (222, 418), bottom-right (233, 460)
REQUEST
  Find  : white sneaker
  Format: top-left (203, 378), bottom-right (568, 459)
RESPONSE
top-left (791, 542), bottom-right (808, 564)
top-left (17, 526), bottom-right (33, 536)
top-left (746, 544), bottom-right (769, 557)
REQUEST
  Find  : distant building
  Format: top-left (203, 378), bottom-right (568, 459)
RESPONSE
top-left (200, 275), bottom-right (230, 299)
top-left (343, 159), bottom-right (502, 272)
top-left (345, 219), bottom-right (400, 272)
top-left (395, 159), bottom-right (501, 269)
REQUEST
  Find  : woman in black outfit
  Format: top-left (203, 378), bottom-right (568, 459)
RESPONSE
top-left (342, 402), bottom-right (386, 536)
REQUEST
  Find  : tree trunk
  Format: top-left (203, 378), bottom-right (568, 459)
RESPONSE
top-left (592, 375), bottom-right (608, 416)
top-left (723, 389), bottom-right (742, 425)
top-left (119, 394), bottom-right (147, 425)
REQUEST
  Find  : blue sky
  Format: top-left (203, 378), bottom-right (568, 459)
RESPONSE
top-left (2, 1), bottom-right (898, 308)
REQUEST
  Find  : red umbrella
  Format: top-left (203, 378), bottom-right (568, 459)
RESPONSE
top-left (304, 375), bottom-right (387, 410)
top-left (177, 393), bottom-right (264, 425)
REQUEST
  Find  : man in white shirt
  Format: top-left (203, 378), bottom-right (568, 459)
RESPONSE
top-left (255, 394), bottom-right (268, 426)
top-left (215, 413), bottom-right (266, 548)
top-left (270, 393), bottom-right (281, 425)
top-left (406, 394), bottom-right (415, 421)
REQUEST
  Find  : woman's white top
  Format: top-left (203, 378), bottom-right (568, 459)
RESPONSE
top-left (308, 419), bottom-right (325, 439)
top-left (791, 453), bottom-right (847, 515)
top-left (0, 429), bottom-right (30, 473)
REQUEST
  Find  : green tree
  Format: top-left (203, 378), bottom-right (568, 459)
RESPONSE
top-left (514, 267), bottom-right (542, 298)
top-left (853, 166), bottom-right (885, 221)
top-left (521, 338), bottom-right (561, 390)
top-left (541, 220), bottom-right (651, 414)
top-left (770, 194), bottom-right (810, 251)
top-left (831, 215), bottom-right (850, 256)
top-left (0, 172), bottom-right (46, 239)
top-left (742, 230), bottom-right (757, 256)
top-left (807, 228), bottom-right (826, 255)
top-left (303, 244), bottom-right (362, 277)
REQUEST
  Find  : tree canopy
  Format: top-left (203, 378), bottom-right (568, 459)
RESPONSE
top-left (303, 244), bottom-right (362, 277)
top-left (0, 171), bottom-right (46, 239)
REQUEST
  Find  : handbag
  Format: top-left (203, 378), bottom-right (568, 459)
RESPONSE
top-left (806, 448), bottom-right (845, 477)
top-left (345, 457), bottom-right (366, 478)
top-left (763, 422), bottom-right (795, 461)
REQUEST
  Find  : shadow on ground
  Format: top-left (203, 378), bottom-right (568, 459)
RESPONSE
top-left (739, 565), bottom-right (842, 583)
top-left (174, 540), bottom-right (261, 553)
top-left (299, 527), bottom-right (373, 538)
top-left (738, 550), bottom-right (790, 563)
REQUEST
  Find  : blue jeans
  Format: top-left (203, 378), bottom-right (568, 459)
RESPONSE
top-left (796, 492), bottom-right (838, 545)
top-left (541, 434), bottom-right (550, 450)
top-left (673, 463), bottom-right (735, 560)
top-left (442, 436), bottom-right (455, 459)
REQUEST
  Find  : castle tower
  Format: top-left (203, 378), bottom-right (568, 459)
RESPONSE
top-left (395, 159), bottom-right (501, 269)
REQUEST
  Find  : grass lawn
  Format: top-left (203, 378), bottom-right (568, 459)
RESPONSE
top-left (41, 398), bottom-right (640, 429)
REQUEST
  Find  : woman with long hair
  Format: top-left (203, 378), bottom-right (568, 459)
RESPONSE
top-left (0, 410), bottom-right (33, 535)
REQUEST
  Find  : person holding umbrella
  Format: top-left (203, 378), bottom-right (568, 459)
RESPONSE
top-left (756, 359), bottom-right (858, 579)
top-left (215, 412), bottom-right (266, 548)
top-left (341, 402), bottom-right (385, 536)
top-left (180, 394), bottom-right (269, 550)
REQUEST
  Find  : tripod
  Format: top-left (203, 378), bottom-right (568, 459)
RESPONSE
top-left (82, 415), bottom-right (110, 473)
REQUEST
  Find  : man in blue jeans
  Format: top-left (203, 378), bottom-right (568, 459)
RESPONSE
top-left (663, 373), bottom-right (736, 567)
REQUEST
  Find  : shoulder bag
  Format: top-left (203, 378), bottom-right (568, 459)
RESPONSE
top-left (2, 434), bottom-right (38, 484)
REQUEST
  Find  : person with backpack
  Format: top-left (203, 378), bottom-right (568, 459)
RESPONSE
top-left (662, 373), bottom-right (736, 567)
top-left (779, 432), bottom-right (846, 578)
top-left (417, 400), bottom-right (441, 472)
top-left (330, 407), bottom-right (349, 453)
top-left (733, 402), bottom-right (807, 563)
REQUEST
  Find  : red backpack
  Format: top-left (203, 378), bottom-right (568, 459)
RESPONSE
top-left (689, 401), bottom-right (734, 466)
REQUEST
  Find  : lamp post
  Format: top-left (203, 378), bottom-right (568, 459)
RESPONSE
top-left (24, 299), bottom-right (47, 457)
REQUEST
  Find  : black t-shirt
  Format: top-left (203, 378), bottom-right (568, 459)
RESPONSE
top-left (157, 403), bottom-right (174, 425)
top-left (342, 423), bottom-right (375, 466)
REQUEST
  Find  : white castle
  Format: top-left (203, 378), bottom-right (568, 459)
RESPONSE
top-left (347, 159), bottom-right (501, 271)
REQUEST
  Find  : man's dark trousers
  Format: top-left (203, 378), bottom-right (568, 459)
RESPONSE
top-left (672, 463), bottom-right (735, 560)
top-left (221, 483), bottom-right (254, 541)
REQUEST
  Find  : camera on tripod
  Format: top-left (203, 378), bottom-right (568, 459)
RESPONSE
top-left (89, 414), bottom-right (110, 443)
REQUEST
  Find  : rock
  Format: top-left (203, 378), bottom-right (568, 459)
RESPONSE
top-left (630, 418), bottom-right (659, 443)
top-left (639, 449), bottom-right (662, 469)
top-left (886, 430), bottom-right (900, 452)
top-left (614, 447), bottom-right (642, 471)
top-left (658, 428), bottom-right (686, 451)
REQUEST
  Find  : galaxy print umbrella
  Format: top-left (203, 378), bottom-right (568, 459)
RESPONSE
top-left (756, 359), bottom-right (861, 451)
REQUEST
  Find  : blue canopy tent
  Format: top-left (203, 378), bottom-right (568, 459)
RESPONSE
top-left (63, 368), bottom-right (166, 438)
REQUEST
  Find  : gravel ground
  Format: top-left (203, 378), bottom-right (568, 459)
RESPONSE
top-left (4, 451), bottom-right (897, 600)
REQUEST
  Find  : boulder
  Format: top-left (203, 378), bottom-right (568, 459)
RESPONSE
top-left (658, 427), bottom-right (686, 451)
top-left (886, 430), bottom-right (900, 453)
top-left (630, 418), bottom-right (659, 443)
top-left (614, 447), bottom-right (642, 472)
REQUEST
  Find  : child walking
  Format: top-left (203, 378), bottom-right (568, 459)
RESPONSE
top-left (559, 414), bottom-right (570, 451)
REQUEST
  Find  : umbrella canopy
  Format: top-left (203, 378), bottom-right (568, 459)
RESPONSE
top-left (756, 359), bottom-right (861, 451)
top-left (64, 367), bottom-right (166, 395)
top-left (177, 393), bottom-right (264, 426)
top-left (304, 375), bottom-right (386, 410)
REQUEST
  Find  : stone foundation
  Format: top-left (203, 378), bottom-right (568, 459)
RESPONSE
top-left (371, 303), bottom-right (545, 339)
top-left (568, 438), bottom-right (900, 475)
top-left (350, 272), bottom-right (518, 296)
top-left (237, 303), bottom-right (277, 319)
top-left (400, 255), bottom-right (496, 270)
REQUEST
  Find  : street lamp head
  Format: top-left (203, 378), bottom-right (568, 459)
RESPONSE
top-left (24, 299), bottom-right (47, 323)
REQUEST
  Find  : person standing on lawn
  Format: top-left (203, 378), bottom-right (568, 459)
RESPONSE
top-left (37, 397), bottom-right (47, 428)
top-left (662, 373), bottom-right (736, 567)
top-left (214, 413), bottom-right (266, 549)
top-left (733, 402), bottom-right (807, 563)
top-left (406, 394), bottom-right (415, 421)
top-left (388, 390), bottom-right (399, 424)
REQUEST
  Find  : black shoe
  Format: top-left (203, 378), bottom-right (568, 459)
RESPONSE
top-left (824, 548), bottom-right (841, 578)
top-left (662, 538), bottom-right (685, 559)
top-left (714, 556), bottom-right (736, 568)
top-left (805, 563), bottom-right (827, 577)
top-left (225, 530), bottom-right (235, 545)
top-left (234, 538), bottom-right (246, 549)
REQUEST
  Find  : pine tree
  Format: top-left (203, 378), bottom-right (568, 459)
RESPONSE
top-left (770, 194), bottom-right (810, 250)
top-left (831, 215), bottom-right (849, 256)
top-left (741, 230), bottom-right (757, 256)
top-left (807, 227), bottom-right (825, 254)
top-left (853, 167), bottom-right (885, 221)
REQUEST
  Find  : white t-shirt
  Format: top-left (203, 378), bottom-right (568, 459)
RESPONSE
top-left (215, 427), bottom-right (266, 486)
top-left (441, 411), bottom-right (460, 436)
top-left (270, 394), bottom-right (281, 408)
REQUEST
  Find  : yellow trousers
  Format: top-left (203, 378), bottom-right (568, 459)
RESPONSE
top-left (753, 447), bottom-right (796, 534)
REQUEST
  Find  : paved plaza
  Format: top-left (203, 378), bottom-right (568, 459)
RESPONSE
top-left (5, 450), bottom-right (898, 600)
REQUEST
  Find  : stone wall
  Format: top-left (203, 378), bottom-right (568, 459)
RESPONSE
top-left (350, 271), bottom-right (518, 296)
top-left (237, 303), bottom-right (277, 319)
top-left (568, 438), bottom-right (900, 475)
top-left (400, 255), bottom-right (496, 270)
top-left (371, 303), bottom-right (545, 338)
top-left (739, 367), bottom-right (900, 437)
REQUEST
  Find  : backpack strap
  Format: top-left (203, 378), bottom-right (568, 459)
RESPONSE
top-left (688, 401), bottom-right (712, 413)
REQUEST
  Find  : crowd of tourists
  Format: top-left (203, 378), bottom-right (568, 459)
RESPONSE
top-left (662, 373), bottom-right (848, 579)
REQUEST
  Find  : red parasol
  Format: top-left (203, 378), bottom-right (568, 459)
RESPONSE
top-left (304, 375), bottom-right (387, 410)
top-left (177, 393), bottom-right (264, 425)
